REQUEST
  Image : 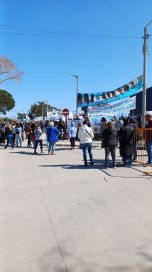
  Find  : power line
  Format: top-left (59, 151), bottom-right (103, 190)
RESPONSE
top-left (81, 40), bottom-right (142, 82)
top-left (104, 0), bottom-right (138, 31)
top-left (0, 24), bottom-right (141, 39)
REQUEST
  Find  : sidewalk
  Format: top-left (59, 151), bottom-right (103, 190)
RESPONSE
top-left (0, 140), bottom-right (152, 272)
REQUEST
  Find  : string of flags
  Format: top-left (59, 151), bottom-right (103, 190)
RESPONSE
top-left (77, 75), bottom-right (143, 107)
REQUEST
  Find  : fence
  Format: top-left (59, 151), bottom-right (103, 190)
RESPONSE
top-left (134, 128), bottom-right (152, 174)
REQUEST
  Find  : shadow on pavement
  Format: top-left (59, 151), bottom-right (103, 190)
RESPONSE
top-left (56, 147), bottom-right (74, 151)
top-left (38, 243), bottom-right (152, 272)
top-left (9, 151), bottom-right (47, 156)
top-left (38, 161), bottom-right (151, 179)
top-left (39, 164), bottom-right (98, 170)
top-left (38, 161), bottom-right (125, 171)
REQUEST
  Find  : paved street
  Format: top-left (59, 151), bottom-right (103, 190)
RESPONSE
top-left (1, 140), bottom-right (152, 272)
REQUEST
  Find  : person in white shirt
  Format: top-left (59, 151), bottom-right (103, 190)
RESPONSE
top-left (15, 123), bottom-right (23, 147)
top-left (78, 120), bottom-right (94, 167)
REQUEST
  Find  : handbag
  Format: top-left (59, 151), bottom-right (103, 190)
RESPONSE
top-left (85, 129), bottom-right (92, 138)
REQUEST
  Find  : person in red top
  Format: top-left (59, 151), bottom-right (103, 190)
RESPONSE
top-left (145, 111), bottom-right (152, 165)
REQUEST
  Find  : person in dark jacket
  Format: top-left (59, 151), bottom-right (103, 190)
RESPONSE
top-left (24, 123), bottom-right (32, 147)
top-left (145, 112), bottom-right (152, 165)
top-left (4, 122), bottom-right (14, 149)
top-left (46, 121), bottom-right (60, 155)
top-left (129, 117), bottom-right (138, 161)
top-left (119, 118), bottom-right (134, 167)
top-left (102, 122), bottom-right (118, 168)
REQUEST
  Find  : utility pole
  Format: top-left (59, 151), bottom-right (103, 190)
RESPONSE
top-left (142, 20), bottom-right (152, 127)
top-left (42, 105), bottom-right (44, 120)
top-left (45, 100), bottom-right (48, 116)
top-left (71, 74), bottom-right (79, 117)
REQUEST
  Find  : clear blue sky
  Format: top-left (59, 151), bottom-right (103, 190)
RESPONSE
top-left (0, 0), bottom-right (152, 117)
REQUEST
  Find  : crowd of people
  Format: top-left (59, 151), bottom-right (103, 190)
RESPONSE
top-left (98, 113), bottom-right (152, 168)
top-left (0, 119), bottom-right (61, 154)
top-left (0, 112), bottom-right (152, 168)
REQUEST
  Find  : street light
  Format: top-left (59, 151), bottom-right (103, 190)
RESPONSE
top-left (71, 74), bottom-right (79, 116)
top-left (142, 20), bottom-right (152, 127)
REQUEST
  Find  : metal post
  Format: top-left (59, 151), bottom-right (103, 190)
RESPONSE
top-left (46, 100), bottom-right (48, 116)
top-left (142, 27), bottom-right (148, 127)
top-left (76, 75), bottom-right (79, 116)
top-left (71, 74), bottom-right (79, 117)
top-left (42, 105), bottom-right (44, 120)
top-left (142, 20), bottom-right (152, 127)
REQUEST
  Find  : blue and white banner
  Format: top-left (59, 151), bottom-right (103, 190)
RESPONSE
top-left (77, 75), bottom-right (143, 107)
top-left (88, 96), bottom-right (136, 125)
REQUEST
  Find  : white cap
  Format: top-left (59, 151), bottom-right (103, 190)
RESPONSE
top-left (145, 111), bottom-right (152, 116)
top-left (49, 121), bottom-right (54, 126)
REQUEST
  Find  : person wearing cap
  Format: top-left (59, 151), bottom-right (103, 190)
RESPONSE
top-left (145, 111), bottom-right (152, 165)
top-left (46, 121), bottom-right (60, 155)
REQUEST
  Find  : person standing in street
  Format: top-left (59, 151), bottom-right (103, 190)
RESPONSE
top-left (15, 123), bottom-right (23, 147)
top-left (102, 121), bottom-right (118, 169)
top-left (4, 122), bottom-right (14, 149)
top-left (145, 111), bottom-right (152, 165)
top-left (129, 117), bottom-right (138, 161)
top-left (119, 118), bottom-right (134, 167)
top-left (69, 122), bottom-right (77, 149)
top-left (34, 124), bottom-right (43, 154)
top-left (47, 121), bottom-right (60, 155)
top-left (24, 123), bottom-right (32, 147)
top-left (78, 120), bottom-right (94, 167)
top-left (100, 117), bottom-right (107, 138)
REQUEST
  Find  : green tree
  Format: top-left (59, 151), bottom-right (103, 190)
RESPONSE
top-left (29, 101), bottom-right (61, 119)
top-left (0, 89), bottom-right (15, 114)
top-left (17, 112), bottom-right (26, 120)
top-left (29, 101), bottom-right (52, 119)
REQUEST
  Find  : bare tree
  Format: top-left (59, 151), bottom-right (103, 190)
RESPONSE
top-left (0, 56), bottom-right (23, 84)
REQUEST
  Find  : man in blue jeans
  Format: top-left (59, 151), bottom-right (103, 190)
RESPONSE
top-left (145, 112), bottom-right (152, 165)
